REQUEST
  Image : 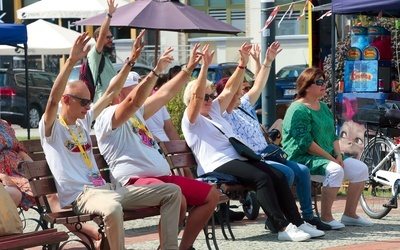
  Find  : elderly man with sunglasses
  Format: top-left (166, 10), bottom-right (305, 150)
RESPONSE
top-left (39, 31), bottom-right (182, 250)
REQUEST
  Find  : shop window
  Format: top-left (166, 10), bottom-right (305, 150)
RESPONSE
top-left (231, 0), bottom-right (244, 4)
top-left (210, 0), bottom-right (226, 7)
top-left (209, 9), bottom-right (227, 22)
top-left (189, 0), bottom-right (205, 6)
top-left (231, 10), bottom-right (245, 31)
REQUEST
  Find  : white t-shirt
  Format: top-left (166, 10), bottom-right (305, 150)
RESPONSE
top-left (39, 110), bottom-right (103, 208)
top-left (146, 106), bottom-right (170, 142)
top-left (94, 105), bottom-right (171, 185)
top-left (181, 100), bottom-right (246, 176)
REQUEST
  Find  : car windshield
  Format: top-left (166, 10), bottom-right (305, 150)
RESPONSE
top-left (276, 66), bottom-right (306, 80)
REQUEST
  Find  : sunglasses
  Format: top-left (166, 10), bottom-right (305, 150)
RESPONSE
top-left (106, 35), bottom-right (114, 40)
top-left (64, 94), bottom-right (92, 107)
top-left (204, 93), bottom-right (216, 101)
top-left (314, 79), bottom-right (325, 86)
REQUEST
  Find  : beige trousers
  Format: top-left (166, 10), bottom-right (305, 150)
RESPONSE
top-left (73, 183), bottom-right (181, 250)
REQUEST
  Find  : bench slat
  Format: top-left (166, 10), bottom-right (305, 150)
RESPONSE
top-left (0, 229), bottom-right (69, 250)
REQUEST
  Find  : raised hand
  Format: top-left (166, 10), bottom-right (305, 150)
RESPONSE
top-left (266, 41), bottom-right (282, 63)
top-left (154, 47), bottom-right (174, 73)
top-left (201, 44), bottom-right (215, 68)
top-left (129, 29), bottom-right (146, 62)
top-left (238, 42), bottom-right (252, 67)
top-left (69, 32), bottom-right (91, 63)
top-left (250, 44), bottom-right (261, 63)
top-left (186, 43), bottom-right (203, 71)
top-left (108, 0), bottom-right (118, 15)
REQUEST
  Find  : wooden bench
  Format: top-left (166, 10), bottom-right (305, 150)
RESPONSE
top-left (0, 228), bottom-right (69, 250)
top-left (159, 140), bottom-right (256, 249)
top-left (20, 137), bottom-right (160, 250)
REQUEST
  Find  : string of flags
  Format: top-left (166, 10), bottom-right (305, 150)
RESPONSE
top-left (260, 0), bottom-right (334, 32)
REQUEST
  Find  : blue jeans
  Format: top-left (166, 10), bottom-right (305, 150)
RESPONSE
top-left (264, 160), bottom-right (313, 220)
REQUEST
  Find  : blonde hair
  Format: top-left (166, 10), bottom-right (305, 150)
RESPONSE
top-left (183, 79), bottom-right (214, 106)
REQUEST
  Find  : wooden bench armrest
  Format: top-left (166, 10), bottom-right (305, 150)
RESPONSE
top-left (0, 229), bottom-right (69, 250)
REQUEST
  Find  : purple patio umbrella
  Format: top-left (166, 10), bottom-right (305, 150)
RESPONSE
top-left (75, 0), bottom-right (243, 63)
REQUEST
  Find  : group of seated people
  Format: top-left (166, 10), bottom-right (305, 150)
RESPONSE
top-left (1, 10), bottom-right (373, 250)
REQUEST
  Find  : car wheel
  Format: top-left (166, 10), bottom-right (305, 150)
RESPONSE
top-left (28, 105), bottom-right (41, 129)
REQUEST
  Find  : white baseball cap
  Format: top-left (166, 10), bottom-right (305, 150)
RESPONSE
top-left (110, 71), bottom-right (140, 88)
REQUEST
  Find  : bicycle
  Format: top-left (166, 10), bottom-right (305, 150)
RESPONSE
top-left (359, 107), bottom-right (400, 219)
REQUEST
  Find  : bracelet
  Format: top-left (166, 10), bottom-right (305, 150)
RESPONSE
top-left (237, 65), bottom-right (246, 69)
top-left (107, 13), bottom-right (113, 18)
top-left (125, 58), bottom-right (135, 68)
top-left (181, 66), bottom-right (191, 75)
top-left (263, 63), bottom-right (272, 68)
top-left (151, 69), bottom-right (160, 78)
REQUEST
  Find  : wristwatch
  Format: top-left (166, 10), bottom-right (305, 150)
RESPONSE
top-left (125, 58), bottom-right (135, 68)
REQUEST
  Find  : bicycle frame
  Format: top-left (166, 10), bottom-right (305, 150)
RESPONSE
top-left (367, 127), bottom-right (400, 196)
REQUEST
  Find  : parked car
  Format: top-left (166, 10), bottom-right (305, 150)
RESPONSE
top-left (0, 68), bottom-right (57, 128)
top-left (68, 62), bottom-right (153, 82)
top-left (191, 62), bottom-right (255, 84)
top-left (275, 64), bottom-right (308, 104)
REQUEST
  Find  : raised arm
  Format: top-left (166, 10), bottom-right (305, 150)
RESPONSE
top-left (186, 44), bottom-right (214, 123)
top-left (95, 0), bottom-right (117, 53)
top-left (143, 44), bottom-right (203, 120)
top-left (111, 48), bottom-right (174, 128)
top-left (250, 44), bottom-right (261, 76)
top-left (92, 30), bottom-right (146, 119)
top-left (247, 41), bottom-right (281, 106)
top-left (43, 33), bottom-right (91, 136)
top-left (216, 42), bottom-right (252, 113)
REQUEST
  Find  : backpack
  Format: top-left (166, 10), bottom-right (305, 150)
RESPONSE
top-left (79, 54), bottom-right (105, 101)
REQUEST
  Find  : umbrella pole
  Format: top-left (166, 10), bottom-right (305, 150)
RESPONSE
top-left (154, 30), bottom-right (159, 67)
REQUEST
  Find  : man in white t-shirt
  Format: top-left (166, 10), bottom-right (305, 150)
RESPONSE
top-left (39, 31), bottom-right (182, 250)
top-left (95, 44), bottom-right (220, 250)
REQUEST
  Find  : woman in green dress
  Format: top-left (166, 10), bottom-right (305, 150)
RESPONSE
top-left (281, 68), bottom-right (373, 229)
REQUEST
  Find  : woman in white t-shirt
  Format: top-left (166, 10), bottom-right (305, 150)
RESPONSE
top-left (181, 43), bottom-right (324, 242)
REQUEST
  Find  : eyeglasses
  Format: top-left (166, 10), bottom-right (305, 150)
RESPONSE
top-left (106, 35), bottom-right (114, 40)
top-left (204, 93), bottom-right (216, 101)
top-left (314, 79), bottom-right (325, 86)
top-left (64, 94), bottom-right (92, 107)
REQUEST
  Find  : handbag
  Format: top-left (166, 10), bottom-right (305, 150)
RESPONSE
top-left (260, 143), bottom-right (287, 164)
top-left (229, 137), bottom-right (262, 162)
top-left (0, 183), bottom-right (23, 236)
top-left (238, 107), bottom-right (287, 164)
top-left (209, 120), bottom-right (261, 162)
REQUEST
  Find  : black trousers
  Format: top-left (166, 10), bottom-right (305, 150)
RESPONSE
top-left (215, 159), bottom-right (303, 231)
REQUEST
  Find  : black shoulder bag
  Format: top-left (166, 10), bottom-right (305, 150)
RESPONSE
top-left (209, 120), bottom-right (261, 162)
top-left (237, 107), bottom-right (287, 164)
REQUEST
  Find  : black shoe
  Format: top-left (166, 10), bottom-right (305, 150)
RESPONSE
top-left (229, 209), bottom-right (245, 222)
top-left (304, 217), bottom-right (332, 230)
top-left (265, 218), bottom-right (278, 233)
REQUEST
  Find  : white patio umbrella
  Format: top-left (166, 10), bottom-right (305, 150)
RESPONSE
top-left (0, 19), bottom-right (95, 56)
top-left (17, 0), bottom-right (129, 19)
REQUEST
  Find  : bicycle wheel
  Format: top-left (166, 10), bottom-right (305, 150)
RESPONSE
top-left (359, 137), bottom-right (396, 219)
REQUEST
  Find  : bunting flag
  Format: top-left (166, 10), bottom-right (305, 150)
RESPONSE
top-left (316, 10), bottom-right (332, 21)
top-left (378, 10), bottom-right (383, 19)
top-left (288, 3), bottom-right (295, 19)
top-left (260, 6), bottom-right (280, 32)
top-left (278, 3), bottom-right (294, 28)
top-left (297, 0), bottom-right (313, 20)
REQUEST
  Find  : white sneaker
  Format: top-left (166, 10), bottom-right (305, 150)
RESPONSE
top-left (278, 223), bottom-right (311, 242)
top-left (341, 215), bottom-right (374, 227)
top-left (298, 222), bottom-right (325, 238)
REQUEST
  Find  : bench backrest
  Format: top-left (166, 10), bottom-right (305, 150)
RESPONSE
top-left (159, 140), bottom-right (197, 179)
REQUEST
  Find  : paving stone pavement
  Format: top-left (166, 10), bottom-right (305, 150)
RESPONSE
top-left (24, 196), bottom-right (400, 250)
